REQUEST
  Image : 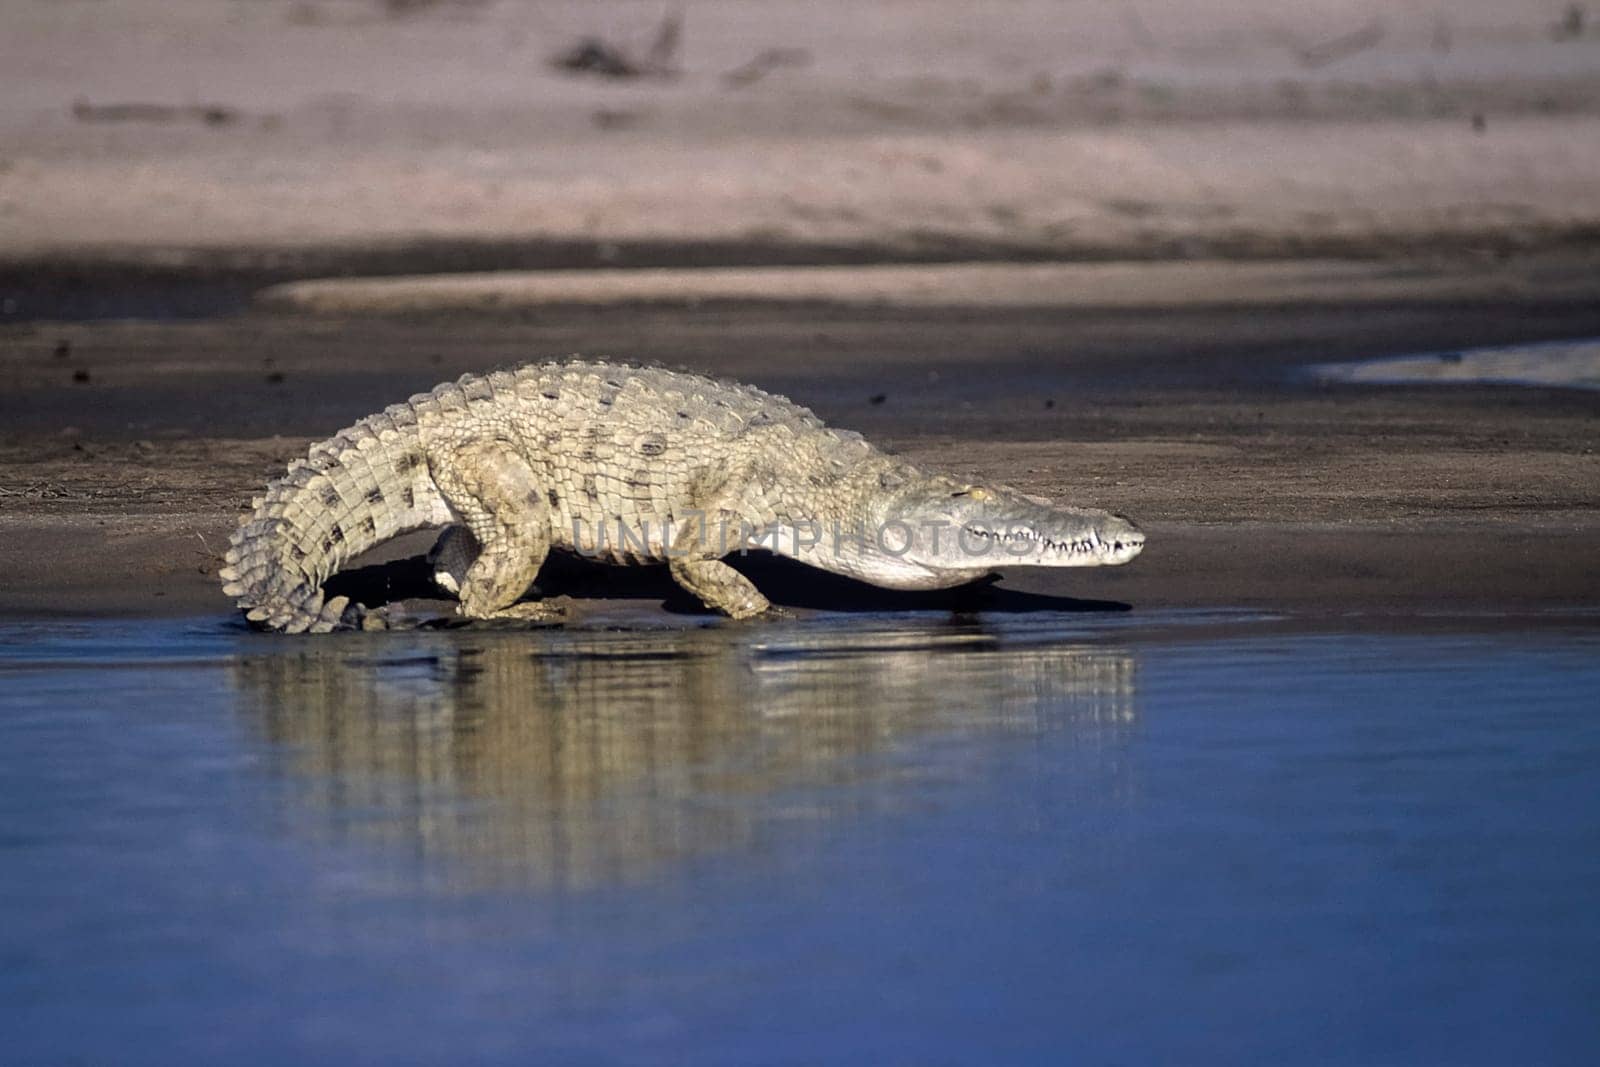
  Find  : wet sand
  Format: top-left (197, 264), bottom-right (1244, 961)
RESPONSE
top-left (3, 252), bottom-right (1597, 622)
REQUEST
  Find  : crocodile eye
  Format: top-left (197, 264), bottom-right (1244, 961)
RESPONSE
top-left (878, 467), bottom-right (914, 490)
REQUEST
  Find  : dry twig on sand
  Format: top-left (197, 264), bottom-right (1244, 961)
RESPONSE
top-left (722, 48), bottom-right (812, 88)
top-left (71, 100), bottom-right (238, 126)
top-left (1287, 21), bottom-right (1385, 69)
top-left (552, 11), bottom-right (683, 79)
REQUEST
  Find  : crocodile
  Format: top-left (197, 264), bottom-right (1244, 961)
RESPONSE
top-left (221, 360), bottom-right (1144, 632)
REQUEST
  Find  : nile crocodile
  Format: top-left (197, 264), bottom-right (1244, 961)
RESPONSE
top-left (221, 360), bottom-right (1144, 632)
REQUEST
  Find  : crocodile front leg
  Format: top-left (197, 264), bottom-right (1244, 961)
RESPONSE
top-left (669, 551), bottom-right (770, 619)
top-left (667, 472), bottom-right (780, 619)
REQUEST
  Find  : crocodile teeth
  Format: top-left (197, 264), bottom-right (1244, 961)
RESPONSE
top-left (964, 526), bottom-right (1099, 555)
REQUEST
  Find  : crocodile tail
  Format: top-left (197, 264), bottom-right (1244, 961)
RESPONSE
top-left (219, 404), bottom-right (450, 633)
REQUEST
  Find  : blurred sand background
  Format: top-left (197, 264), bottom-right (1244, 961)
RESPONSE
top-left (4, 0), bottom-right (1599, 260)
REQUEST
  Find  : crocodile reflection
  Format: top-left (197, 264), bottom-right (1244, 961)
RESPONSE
top-left (233, 623), bottom-right (1137, 889)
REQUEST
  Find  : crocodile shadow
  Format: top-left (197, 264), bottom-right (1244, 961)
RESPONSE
top-left (323, 550), bottom-right (1130, 620)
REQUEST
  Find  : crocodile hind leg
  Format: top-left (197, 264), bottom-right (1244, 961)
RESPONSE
top-left (425, 439), bottom-right (566, 622)
top-left (426, 525), bottom-right (476, 597)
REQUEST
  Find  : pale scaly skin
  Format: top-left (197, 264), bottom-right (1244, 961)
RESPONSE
top-left (221, 360), bottom-right (1145, 632)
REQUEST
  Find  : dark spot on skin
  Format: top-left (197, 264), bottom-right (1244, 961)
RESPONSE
top-left (400, 453), bottom-right (421, 472)
top-left (328, 525), bottom-right (344, 544)
top-left (358, 516), bottom-right (377, 537)
top-left (869, 393), bottom-right (887, 405)
top-left (597, 394), bottom-right (615, 407)
top-left (365, 486), bottom-right (384, 505)
top-left (541, 390), bottom-right (559, 400)
top-left (637, 435), bottom-right (667, 456)
top-left (547, 489), bottom-right (560, 508)
top-left (676, 410), bottom-right (691, 421)
top-left (289, 544), bottom-right (308, 561)
top-left (401, 487), bottom-right (415, 508)
top-left (583, 476), bottom-right (599, 501)
top-left (748, 411), bottom-right (771, 427)
top-left (321, 485), bottom-right (341, 507)
top-left (579, 448), bottom-right (596, 462)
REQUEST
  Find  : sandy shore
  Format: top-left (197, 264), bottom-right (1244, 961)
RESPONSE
top-left (2, 2), bottom-right (1597, 623)
top-left (4, 1), bottom-right (1600, 261)
top-left (255, 258), bottom-right (1600, 314)
top-left (3, 251), bottom-right (1597, 622)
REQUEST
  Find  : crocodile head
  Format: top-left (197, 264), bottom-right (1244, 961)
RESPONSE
top-left (805, 467), bottom-right (1146, 590)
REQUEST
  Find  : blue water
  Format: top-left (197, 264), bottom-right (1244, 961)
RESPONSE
top-left (1306, 336), bottom-right (1600, 391)
top-left (2, 613), bottom-right (1597, 1065)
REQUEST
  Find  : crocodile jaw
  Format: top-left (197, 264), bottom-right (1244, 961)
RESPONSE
top-left (958, 508), bottom-right (1146, 568)
top-left (790, 476), bottom-right (1145, 590)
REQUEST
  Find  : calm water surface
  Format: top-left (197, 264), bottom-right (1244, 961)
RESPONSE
top-left (2, 612), bottom-right (1597, 1065)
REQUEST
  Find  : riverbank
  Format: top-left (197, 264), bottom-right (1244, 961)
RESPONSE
top-left (3, 252), bottom-right (1597, 623)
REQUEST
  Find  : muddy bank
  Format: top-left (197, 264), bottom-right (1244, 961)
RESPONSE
top-left (3, 513), bottom-right (1596, 623)
top-left (2, 253), bottom-right (1597, 622)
